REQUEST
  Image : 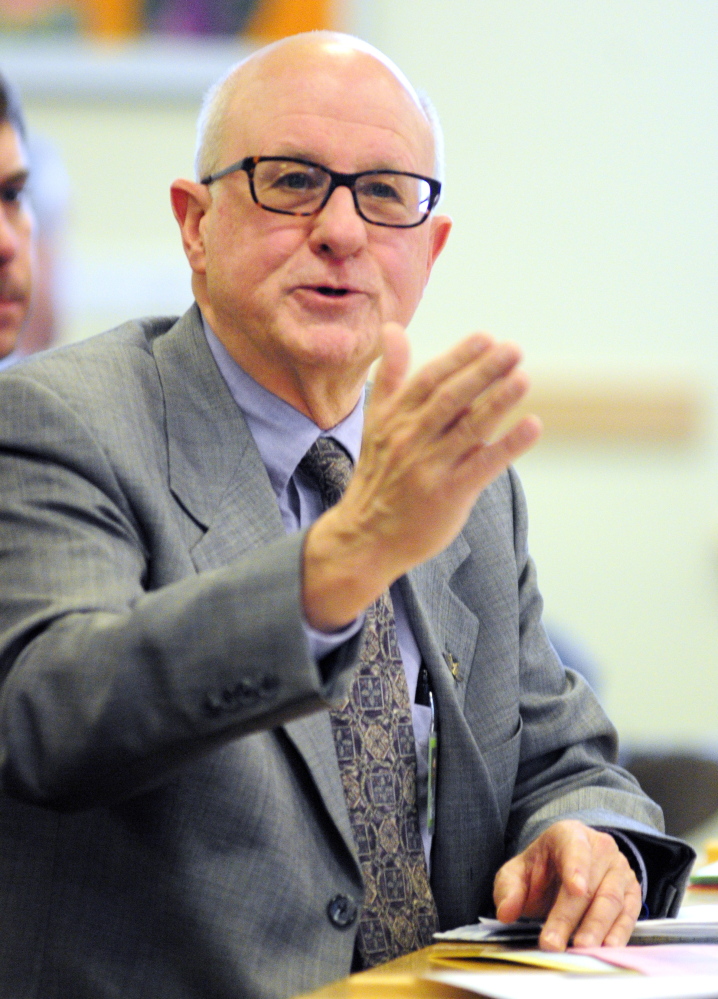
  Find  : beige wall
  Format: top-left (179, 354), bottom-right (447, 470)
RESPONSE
top-left (7, 1), bottom-right (718, 743)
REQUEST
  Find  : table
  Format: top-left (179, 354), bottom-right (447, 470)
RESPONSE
top-left (297, 886), bottom-right (718, 998)
top-left (294, 942), bottom-right (531, 998)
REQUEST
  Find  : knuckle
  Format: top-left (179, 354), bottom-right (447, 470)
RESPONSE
top-left (434, 381), bottom-right (467, 418)
top-left (597, 885), bottom-right (626, 910)
top-left (550, 909), bottom-right (582, 932)
top-left (613, 912), bottom-right (638, 936)
top-left (411, 367), bottom-right (437, 399)
top-left (593, 830), bottom-right (617, 853)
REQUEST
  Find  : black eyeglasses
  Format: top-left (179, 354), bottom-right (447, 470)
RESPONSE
top-left (200, 156), bottom-right (441, 229)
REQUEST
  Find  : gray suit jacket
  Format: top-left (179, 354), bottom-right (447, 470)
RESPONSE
top-left (0, 306), bottom-right (692, 999)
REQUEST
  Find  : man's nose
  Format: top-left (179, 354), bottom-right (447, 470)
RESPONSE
top-left (307, 184), bottom-right (368, 257)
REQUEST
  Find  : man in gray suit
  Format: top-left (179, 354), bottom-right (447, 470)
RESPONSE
top-left (0, 73), bottom-right (32, 359)
top-left (0, 32), bottom-right (693, 999)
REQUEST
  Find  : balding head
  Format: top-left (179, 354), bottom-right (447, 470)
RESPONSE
top-left (195, 33), bottom-right (442, 185)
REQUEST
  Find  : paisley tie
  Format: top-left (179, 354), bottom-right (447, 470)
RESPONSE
top-left (298, 437), bottom-right (439, 966)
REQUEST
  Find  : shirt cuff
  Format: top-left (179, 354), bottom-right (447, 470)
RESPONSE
top-left (305, 613), bottom-right (365, 662)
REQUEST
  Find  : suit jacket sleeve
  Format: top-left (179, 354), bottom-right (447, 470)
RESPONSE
top-left (502, 467), bottom-right (694, 915)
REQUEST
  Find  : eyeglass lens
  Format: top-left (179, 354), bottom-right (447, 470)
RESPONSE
top-left (252, 160), bottom-right (433, 226)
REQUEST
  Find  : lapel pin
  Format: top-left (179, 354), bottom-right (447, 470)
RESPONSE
top-left (443, 651), bottom-right (462, 683)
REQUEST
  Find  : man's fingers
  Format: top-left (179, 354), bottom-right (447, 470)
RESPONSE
top-left (537, 827), bottom-right (642, 951)
top-left (339, 322), bottom-right (540, 597)
top-left (418, 341), bottom-right (525, 440)
top-left (603, 890), bottom-right (643, 947)
top-left (539, 879), bottom-right (593, 951)
top-left (536, 826), bottom-right (601, 950)
top-left (398, 330), bottom-right (495, 409)
top-left (493, 857), bottom-right (529, 924)
top-left (572, 856), bottom-right (643, 948)
top-left (444, 365), bottom-right (532, 454)
top-left (370, 323), bottom-right (534, 476)
top-left (371, 324), bottom-right (495, 412)
top-left (456, 414), bottom-right (542, 496)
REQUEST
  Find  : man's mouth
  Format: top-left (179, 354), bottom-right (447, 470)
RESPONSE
top-left (314, 286), bottom-right (350, 297)
top-left (293, 283), bottom-right (366, 304)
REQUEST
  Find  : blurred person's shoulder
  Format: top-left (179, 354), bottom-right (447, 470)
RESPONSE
top-left (0, 312), bottom-right (184, 429)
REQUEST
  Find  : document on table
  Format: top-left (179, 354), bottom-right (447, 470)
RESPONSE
top-left (434, 910), bottom-right (718, 945)
top-left (429, 945), bottom-right (619, 974)
top-left (430, 942), bottom-right (718, 976)
top-left (573, 944), bottom-right (718, 976)
top-left (424, 971), bottom-right (718, 999)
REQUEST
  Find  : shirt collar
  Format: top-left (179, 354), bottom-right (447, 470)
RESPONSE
top-left (202, 316), bottom-right (364, 499)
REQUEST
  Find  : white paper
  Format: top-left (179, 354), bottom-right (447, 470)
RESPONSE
top-left (425, 970), bottom-right (718, 999)
top-left (678, 905), bottom-right (718, 922)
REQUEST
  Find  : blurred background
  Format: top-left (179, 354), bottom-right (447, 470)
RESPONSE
top-left (2, 1), bottom-right (717, 837)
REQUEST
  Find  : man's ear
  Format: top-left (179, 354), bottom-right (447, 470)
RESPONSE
top-left (425, 213), bottom-right (452, 282)
top-left (170, 179), bottom-right (211, 274)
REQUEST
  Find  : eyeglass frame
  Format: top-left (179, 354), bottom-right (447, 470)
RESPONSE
top-left (200, 155), bottom-right (442, 229)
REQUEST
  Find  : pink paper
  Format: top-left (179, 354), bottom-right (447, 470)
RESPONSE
top-left (572, 944), bottom-right (718, 976)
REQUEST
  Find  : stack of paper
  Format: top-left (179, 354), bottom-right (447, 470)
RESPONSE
top-left (434, 910), bottom-right (718, 946)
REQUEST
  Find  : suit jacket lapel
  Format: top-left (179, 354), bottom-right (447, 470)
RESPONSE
top-left (402, 541), bottom-right (506, 928)
top-left (153, 305), bottom-right (286, 570)
top-left (283, 715), bottom-right (358, 858)
top-left (406, 533), bottom-right (477, 713)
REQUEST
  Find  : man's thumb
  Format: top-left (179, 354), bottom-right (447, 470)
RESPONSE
top-left (371, 322), bottom-right (411, 400)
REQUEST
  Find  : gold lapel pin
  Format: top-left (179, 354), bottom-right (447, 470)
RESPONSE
top-left (443, 651), bottom-right (462, 683)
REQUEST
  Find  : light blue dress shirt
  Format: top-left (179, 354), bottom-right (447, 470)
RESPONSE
top-left (203, 321), bottom-right (434, 867)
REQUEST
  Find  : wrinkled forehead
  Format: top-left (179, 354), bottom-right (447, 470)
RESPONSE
top-left (222, 44), bottom-right (435, 175)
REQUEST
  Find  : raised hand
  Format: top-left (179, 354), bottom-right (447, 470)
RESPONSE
top-left (302, 321), bottom-right (541, 631)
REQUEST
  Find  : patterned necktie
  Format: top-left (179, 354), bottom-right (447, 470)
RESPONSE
top-left (298, 436), bottom-right (439, 967)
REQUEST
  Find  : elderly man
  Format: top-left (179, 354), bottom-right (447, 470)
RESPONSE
top-left (0, 73), bottom-right (32, 359)
top-left (0, 33), bottom-right (692, 999)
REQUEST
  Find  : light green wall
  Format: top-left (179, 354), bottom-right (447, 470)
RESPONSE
top-left (352, 1), bottom-right (718, 742)
top-left (13, 1), bottom-right (718, 744)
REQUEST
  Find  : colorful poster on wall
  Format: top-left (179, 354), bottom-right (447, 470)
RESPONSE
top-left (0, 0), bottom-right (335, 39)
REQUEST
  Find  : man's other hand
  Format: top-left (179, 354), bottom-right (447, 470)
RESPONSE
top-left (493, 820), bottom-right (643, 951)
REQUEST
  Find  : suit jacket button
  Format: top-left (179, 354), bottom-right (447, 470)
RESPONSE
top-left (327, 894), bottom-right (357, 929)
top-left (204, 691), bottom-right (224, 717)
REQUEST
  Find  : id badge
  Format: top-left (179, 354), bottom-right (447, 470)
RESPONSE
top-left (427, 690), bottom-right (438, 835)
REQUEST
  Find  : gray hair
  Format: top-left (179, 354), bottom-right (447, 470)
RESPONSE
top-left (417, 89), bottom-right (445, 186)
top-left (194, 61), bottom-right (239, 182)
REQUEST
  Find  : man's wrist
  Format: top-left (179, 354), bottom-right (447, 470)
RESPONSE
top-left (301, 508), bottom-right (392, 631)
